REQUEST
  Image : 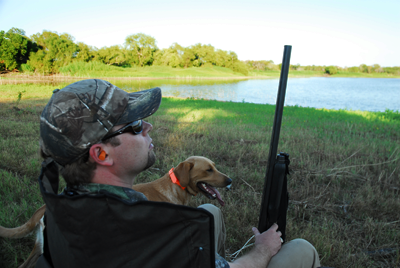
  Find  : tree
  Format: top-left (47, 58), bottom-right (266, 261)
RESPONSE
top-left (170, 43), bottom-right (185, 56)
top-left (226, 51), bottom-right (238, 68)
top-left (191, 43), bottom-right (216, 67)
top-left (75, 42), bottom-right (97, 62)
top-left (125, 33), bottom-right (157, 67)
top-left (243, 60), bottom-right (278, 71)
top-left (152, 48), bottom-right (165, 66)
top-left (290, 64), bottom-right (301, 70)
top-left (28, 30), bottom-right (79, 73)
top-left (97, 45), bottom-right (126, 66)
top-left (168, 43), bottom-right (185, 67)
top-left (152, 48), bottom-right (182, 68)
top-left (325, 66), bottom-right (338, 75)
top-left (372, 64), bottom-right (383, 73)
top-left (347, 66), bottom-right (359, 73)
top-left (152, 43), bottom-right (186, 68)
top-left (0, 28), bottom-right (36, 71)
top-left (214, 49), bottom-right (227, 67)
top-left (181, 47), bottom-right (196, 68)
top-left (0, 31), bottom-right (7, 71)
top-left (359, 64), bottom-right (372, 73)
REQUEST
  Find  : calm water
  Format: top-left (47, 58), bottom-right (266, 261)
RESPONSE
top-left (4, 77), bottom-right (399, 112)
top-left (155, 78), bottom-right (399, 112)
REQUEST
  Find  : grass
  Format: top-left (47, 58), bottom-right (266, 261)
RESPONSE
top-left (57, 62), bottom-right (249, 78)
top-left (0, 84), bottom-right (399, 267)
top-left (251, 69), bottom-right (400, 79)
top-left (250, 69), bottom-right (326, 78)
top-left (334, 71), bottom-right (400, 78)
top-left (2, 61), bottom-right (399, 79)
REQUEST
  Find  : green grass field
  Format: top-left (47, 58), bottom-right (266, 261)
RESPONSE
top-left (0, 83), bottom-right (399, 267)
top-left (58, 62), bottom-right (249, 78)
top-left (2, 62), bottom-right (398, 79)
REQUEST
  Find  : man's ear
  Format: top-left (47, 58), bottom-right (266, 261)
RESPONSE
top-left (173, 161), bottom-right (194, 187)
top-left (89, 144), bottom-right (113, 166)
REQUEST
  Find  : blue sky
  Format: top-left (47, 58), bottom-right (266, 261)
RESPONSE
top-left (0, 0), bottom-right (399, 67)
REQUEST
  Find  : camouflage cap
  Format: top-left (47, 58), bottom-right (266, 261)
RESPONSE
top-left (40, 79), bottom-right (161, 166)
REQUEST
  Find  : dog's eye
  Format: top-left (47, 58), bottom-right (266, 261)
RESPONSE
top-left (207, 168), bottom-right (213, 172)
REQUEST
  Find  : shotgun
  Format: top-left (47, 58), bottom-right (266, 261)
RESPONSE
top-left (258, 45), bottom-right (292, 241)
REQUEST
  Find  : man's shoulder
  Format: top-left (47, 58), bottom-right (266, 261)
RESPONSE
top-left (68, 183), bottom-right (148, 203)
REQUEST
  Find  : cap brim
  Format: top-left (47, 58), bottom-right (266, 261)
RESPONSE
top-left (116, 87), bottom-right (162, 125)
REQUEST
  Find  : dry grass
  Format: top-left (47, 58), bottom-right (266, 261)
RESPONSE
top-left (0, 85), bottom-right (399, 267)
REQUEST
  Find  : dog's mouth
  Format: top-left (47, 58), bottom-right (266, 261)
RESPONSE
top-left (197, 182), bottom-right (225, 206)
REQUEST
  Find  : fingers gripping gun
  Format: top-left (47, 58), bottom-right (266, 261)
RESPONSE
top-left (258, 45), bottom-right (292, 241)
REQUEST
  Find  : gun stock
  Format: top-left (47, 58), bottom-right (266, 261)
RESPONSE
top-left (258, 45), bottom-right (292, 240)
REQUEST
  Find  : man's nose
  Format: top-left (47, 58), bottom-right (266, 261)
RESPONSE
top-left (142, 121), bottom-right (153, 134)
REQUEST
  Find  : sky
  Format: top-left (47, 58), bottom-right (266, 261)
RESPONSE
top-left (0, 0), bottom-right (399, 67)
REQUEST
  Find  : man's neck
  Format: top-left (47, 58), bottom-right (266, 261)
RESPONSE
top-left (91, 168), bottom-right (136, 188)
top-left (91, 177), bottom-right (132, 188)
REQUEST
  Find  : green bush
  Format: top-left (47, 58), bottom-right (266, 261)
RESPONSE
top-left (19, 63), bottom-right (34, 73)
top-left (383, 67), bottom-right (400, 75)
top-left (325, 66), bottom-right (338, 75)
top-left (381, 109), bottom-right (400, 121)
top-left (347, 66), bottom-right (359, 73)
top-left (232, 61), bottom-right (249, 76)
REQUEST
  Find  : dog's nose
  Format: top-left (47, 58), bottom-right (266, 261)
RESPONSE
top-left (225, 178), bottom-right (232, 191)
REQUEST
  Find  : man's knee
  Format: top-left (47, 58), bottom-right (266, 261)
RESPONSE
top-left (285, 238), bottom-right (319, 261)
top-left (268, 238), bottom-right (320, 268)
top-left (286, 238), bottom-right (315, 248)
top-left (198, 203), bottom-right (221, 217)
top-left (198, 203), bottom-right (226, 258)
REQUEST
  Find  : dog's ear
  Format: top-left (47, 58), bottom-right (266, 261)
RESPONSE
top-left (174, 161), bottom-right (194, 187)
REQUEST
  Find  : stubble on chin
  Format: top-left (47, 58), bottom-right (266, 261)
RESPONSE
top-left (144, 150), bottom-right (156, 170)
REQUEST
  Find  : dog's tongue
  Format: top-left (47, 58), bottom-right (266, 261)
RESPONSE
top-left (209, 187), bottom-right (225, 206)
top-left (198, 183), bottom-right (225, 206)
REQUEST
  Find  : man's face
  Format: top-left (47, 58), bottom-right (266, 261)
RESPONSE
top-left (109, 120), bottom-right (156, 178)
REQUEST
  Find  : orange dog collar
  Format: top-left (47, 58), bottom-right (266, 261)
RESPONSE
top-left (169, 168), bottom-right (186, 190)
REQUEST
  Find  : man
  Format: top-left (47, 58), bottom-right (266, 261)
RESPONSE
top-left (37, 79), bottom-right (320, 268)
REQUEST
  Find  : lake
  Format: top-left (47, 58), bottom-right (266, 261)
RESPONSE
top-left (153, 77), bottom-right (400, 112)
top-left (3, 77), bottom-right (399, 112)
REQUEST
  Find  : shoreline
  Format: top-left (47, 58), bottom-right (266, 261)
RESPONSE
top-left (0, 75), bottom-right (263, 83)
top-left (1, 73), bottom-right (399, 82)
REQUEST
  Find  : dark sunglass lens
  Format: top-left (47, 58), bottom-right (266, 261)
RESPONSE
top-left (131, 120), bottom-right (143, 134)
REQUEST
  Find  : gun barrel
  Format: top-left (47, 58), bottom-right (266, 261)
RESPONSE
top-left (269, 46), bottom-right (291, 166)
top-left (258, 45), bottom-right (292, 233)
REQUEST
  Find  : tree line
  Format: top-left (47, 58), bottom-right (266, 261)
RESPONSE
top-left (1, 27), bottom-right (399, 76)
top-left (245, 60), bottom-right (400, 75)
top-left (0, 28), bottom-right (249, 75)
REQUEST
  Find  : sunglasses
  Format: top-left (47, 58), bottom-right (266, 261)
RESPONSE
top-left (102, 120), bottom-right (143, 141)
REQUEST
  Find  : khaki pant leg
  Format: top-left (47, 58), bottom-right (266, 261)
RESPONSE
top-left (198, 204), bottom-right (226, 259)
top-left (267, 239), bottom-right (320, 268)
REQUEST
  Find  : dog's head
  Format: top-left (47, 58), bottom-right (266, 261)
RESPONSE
top-left (172, 156), bottom-right (232, 206)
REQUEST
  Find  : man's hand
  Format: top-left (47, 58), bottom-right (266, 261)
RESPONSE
top-left (229, 223), bottom-right (282, 268)
top-left (252, 223), bottom-right (282, 257)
